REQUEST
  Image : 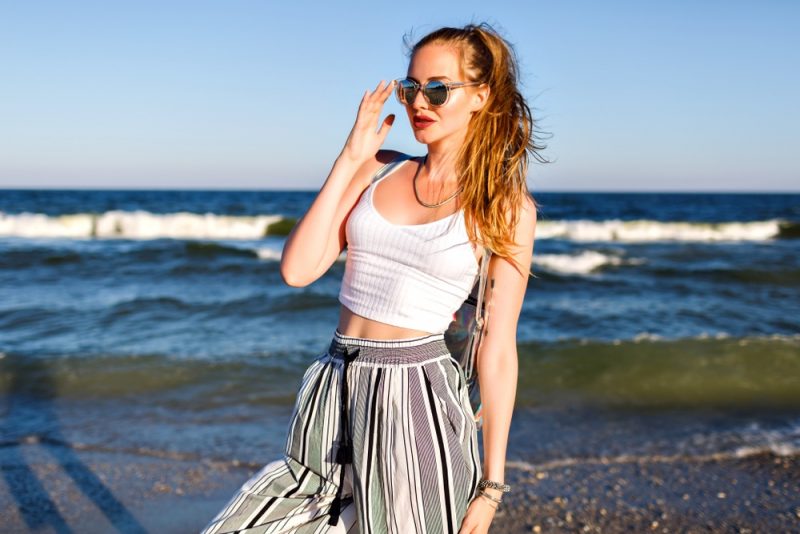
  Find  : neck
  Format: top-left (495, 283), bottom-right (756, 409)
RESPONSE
top-left (423, 129), bottom-right (467, 184)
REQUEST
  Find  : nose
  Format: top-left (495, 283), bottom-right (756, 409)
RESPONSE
top-left (411, 87), bottom-right (428, 109)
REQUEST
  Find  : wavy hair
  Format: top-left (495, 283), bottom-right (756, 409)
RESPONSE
top-left (406, 23), bottom-right (549, 269)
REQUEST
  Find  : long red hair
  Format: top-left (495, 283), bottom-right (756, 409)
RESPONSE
top-left (408, 23), bottom-right (549, 268)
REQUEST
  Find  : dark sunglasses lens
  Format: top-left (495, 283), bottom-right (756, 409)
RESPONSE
top-left (397, 80), bottom-right (418, 104)
top-left (424, 81), bottom-right (449, 106)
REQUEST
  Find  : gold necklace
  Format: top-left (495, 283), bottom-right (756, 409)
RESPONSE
top-left (412, 155), bottom-right (463, 208)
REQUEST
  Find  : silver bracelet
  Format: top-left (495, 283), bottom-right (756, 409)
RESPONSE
top-left (478, 478), bottom-right (511, 493)
top-left (477, 489), bottom-right (501, 508)
top-left (478, 489), bottom-right (503, 503)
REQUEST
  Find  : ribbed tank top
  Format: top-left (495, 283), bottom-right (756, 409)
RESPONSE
top-left (338, 154), bottom-right (480, 333)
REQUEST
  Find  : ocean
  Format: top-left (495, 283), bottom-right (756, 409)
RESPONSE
top-left (1, 189), bottom-right (799, 477)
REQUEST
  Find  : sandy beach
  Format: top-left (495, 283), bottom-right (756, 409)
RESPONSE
top-left (1, 439), bottom-right (797, 534)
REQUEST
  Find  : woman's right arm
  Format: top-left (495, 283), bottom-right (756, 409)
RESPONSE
top-left (279, 80), bottom-right (398, 287)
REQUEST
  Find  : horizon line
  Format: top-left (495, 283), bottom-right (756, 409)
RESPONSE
top-left (2, 186), bottom-right (800, 195)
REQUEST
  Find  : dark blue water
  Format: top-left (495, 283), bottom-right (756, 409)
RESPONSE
top-left (1, 190), bottom-right (799, 468)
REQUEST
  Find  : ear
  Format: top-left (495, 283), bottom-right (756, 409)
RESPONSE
top-left (469, 83), bottom-right (490, 113)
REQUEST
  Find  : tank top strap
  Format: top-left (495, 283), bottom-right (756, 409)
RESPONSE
top-left (371, 153), bottom-right (415, 184)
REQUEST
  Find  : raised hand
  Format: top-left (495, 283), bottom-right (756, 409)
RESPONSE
top-left (340, 80), bottom-right (397, 164)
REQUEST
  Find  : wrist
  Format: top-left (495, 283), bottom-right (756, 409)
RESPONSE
top-left (337, 150), bottom-right (369, 169)
top-left (478, 478), bottom-right (511, 493)
top-left (481, 487), bottom-right (503, 499)
top-left (481, 471), bottom-right (505, 484)
top-left (476, 493), bottom-right (499, 510)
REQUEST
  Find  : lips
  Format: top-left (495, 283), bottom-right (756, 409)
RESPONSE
top-left (413, 115), bottom-right (435, 129)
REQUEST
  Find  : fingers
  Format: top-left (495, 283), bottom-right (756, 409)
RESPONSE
top-left (372, 79), bottom-right (396, 99)
top-left (347, 80), bottom-right (397, 159)
top-left (376, 113), bottom-right (395, 138)
top-left (361, 79), bottom-right (396, 107)
top-left (383, 79), bottom-right (396, 99)
top-left (356, 80), bottom-right (397, 132)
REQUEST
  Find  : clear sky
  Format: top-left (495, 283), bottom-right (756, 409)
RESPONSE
top-left (1, 0), bottom-right (798, 191)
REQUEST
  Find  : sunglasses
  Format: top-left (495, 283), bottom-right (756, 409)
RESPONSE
top-left (394, 78), bottom-right (484, 107)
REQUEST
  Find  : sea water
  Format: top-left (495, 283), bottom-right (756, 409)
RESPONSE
top-left (1, 189), bottom-right (798, 470)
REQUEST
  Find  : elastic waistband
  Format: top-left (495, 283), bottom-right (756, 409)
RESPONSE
top-left (328, 329), bottom-right (451, 366)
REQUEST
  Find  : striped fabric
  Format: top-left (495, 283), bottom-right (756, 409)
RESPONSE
top-left (200, 330), bottom-right (481, 534)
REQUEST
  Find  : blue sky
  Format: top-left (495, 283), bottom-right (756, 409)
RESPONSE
top-left (1, 0), bottom-right (797, 191)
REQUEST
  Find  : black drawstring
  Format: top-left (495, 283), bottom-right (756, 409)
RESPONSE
top-left (328, 345), bottom-right (359, 526)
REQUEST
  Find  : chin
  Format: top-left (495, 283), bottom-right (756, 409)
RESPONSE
top-left (412, 129), bottom-right (438, 145)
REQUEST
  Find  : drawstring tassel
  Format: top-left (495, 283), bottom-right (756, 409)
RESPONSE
top-left (328, 346), bottom-right (358, 526)
top-left (335, 443), bottom-right (353, 465)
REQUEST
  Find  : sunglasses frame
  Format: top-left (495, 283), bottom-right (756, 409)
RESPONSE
top-left (394, 78), bottom-right (485, 107)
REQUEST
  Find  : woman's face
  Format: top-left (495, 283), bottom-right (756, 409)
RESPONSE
top-left (403, 44), bottom-right (487, 148)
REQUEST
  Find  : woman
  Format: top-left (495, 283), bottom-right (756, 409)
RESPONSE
top-left (202, 22), bottom-right (540, 534)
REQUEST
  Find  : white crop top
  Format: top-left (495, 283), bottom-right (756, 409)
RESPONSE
top-left (338, 154), bottom-right (480, 333)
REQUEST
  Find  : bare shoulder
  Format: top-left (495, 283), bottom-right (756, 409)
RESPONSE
top-left (518, 192), bottom-right (538, 230)
top-left (349, 149), bottom-right (408, 189)
top-left (509, 191), bottom-right (538, 240)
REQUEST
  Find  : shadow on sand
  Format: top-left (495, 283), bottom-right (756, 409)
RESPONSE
top-left (0, 353), bottom-right (147, 533)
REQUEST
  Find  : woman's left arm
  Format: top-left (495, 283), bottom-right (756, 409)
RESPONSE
top-left (459, 194), bottom-right (537, 533)
top-left (480, 193), bottom-right (537, 485)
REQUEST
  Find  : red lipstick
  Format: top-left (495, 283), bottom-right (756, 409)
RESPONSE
top-left (413, 114), bottom-right (435, 129)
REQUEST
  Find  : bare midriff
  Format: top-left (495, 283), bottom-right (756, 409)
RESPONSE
top-left (336, 305), bottom-right (436, 339)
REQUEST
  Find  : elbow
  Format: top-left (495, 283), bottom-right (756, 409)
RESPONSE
top-left (281, 273), bottom-right (309, 288)
top-left (280, 260), bottom-right (312, 288)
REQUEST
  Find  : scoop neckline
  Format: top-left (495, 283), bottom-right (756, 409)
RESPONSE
top-left (369, 157), bottom-right (462, 228)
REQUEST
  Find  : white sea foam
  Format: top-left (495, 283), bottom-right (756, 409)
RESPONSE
top-left (732, 419), bottom-right (800, 458)
top-left (505, 440), bottom-right (800, 474)
top-left (255, 247), bottom-right (347, 262)
top-left (632, 332), bottom-right (664, 342)
top-left (264, 246), bottom-right (627, 273)
top-left (255, 248), bottom-right (282, 261)
top-left (506, 416), bottom-right (800, 474)
top-left (578, 332), bottom-right (800, 345)
top-left (0, 211), bottom-right (787, 242)
top-left (0, 210), bottom-right (283, 240)
top-left (536, 219), bottom-right (782, 242)
top-left (533, 250), bottom-right (642, 275)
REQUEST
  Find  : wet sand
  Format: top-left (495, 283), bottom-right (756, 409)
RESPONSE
top-left (1, 441), bottom-right (797, 533)
top-left (495, 450), bottom-right (799, 533)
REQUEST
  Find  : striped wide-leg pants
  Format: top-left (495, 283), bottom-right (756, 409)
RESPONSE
top-left (200, 330), bottom-right (482, 534)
